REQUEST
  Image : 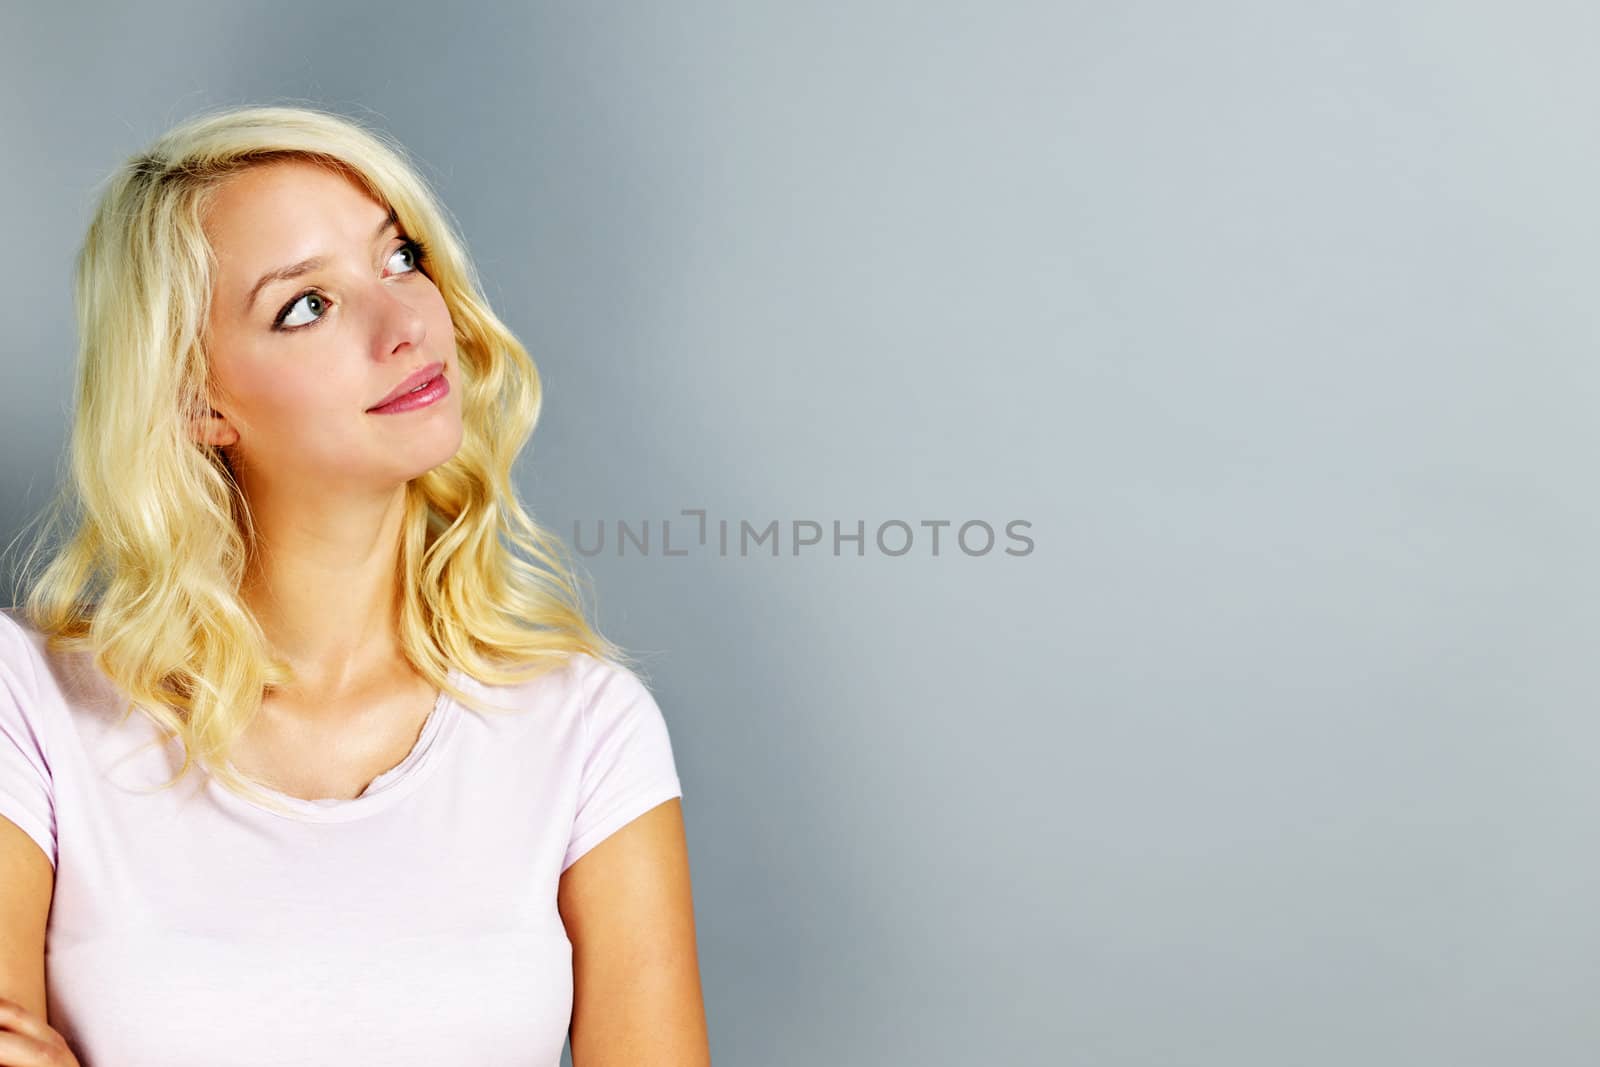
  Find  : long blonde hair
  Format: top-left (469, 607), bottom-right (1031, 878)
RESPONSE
top-left (7, 104), bottom-right (631, 813)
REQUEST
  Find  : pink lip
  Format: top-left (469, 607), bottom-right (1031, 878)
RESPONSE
top-left (368, 361), bottom-right (445, 411)
top-left (367, 372), bottom-right (448, 415)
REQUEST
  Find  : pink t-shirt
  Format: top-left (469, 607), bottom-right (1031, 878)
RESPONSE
top-left (0, 607), bottom-right (684, 1066)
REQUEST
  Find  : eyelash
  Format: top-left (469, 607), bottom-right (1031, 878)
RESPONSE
top-left (271, 237), bottom-right (431, 332)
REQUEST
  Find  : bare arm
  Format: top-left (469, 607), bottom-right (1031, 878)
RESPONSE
top-left (0, 813), bottom-right (79, 1065)
top-left (0, 815), bottom-right (51, 1021)
top-left (557, 798), bottom-right (711, 1066)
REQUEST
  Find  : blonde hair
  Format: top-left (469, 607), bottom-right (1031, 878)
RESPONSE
top-left (7, 104), bottom-right (632, 814)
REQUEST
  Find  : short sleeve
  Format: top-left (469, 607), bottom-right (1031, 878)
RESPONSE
top-left (562, 658), bottom-right (684, 874)
top-left (0, 619), bottom-right (56, 871)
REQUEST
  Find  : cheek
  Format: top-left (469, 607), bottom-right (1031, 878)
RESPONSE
top-left (220, 347), bottom-right (352, 434)
top-left (424, 286), bottom-right (456, 346)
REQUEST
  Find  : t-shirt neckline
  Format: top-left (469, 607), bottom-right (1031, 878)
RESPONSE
top-left (209, 666), bottom-right (465, 824)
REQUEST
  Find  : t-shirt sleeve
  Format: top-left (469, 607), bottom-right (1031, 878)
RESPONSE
top-left (562, 657), bottom-right (684, 874)
top-left (0, 619), bottom-right (56, 871)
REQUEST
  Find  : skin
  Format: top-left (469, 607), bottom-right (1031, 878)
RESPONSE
top-left (193, 158), bottom-right (468, 796)
top-left (0, 158), bottom-right (710, 1063)
top-left (198, 158), bottom-right (465, 707)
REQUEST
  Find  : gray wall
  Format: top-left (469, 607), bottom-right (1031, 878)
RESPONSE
top-left (4, 3), bottom-right (1595, 1064)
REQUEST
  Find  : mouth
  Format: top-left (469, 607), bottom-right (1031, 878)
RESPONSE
top-left (367, 361), bottom-right (446, 412)
top-left (367, 363), bottom-right (449, 415)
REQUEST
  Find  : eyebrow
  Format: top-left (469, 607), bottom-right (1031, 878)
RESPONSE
top-left (244, 207), bottom-right (400, 315)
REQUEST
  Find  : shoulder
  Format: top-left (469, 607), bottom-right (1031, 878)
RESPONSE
top-left (0, 609), bottom-right (47, 697)
top-left (468, 650), bottom-right (654, 709)
top-left (569, 651), bottom-right (652, 697)
top-left (448, 651), bottom-right (659, 748)
top-left (566, 653), bottom-right (667, 727)
top-left (0, 607), bottom-right (38, 656)
top-left (0, 609), bottom-right (135, 740)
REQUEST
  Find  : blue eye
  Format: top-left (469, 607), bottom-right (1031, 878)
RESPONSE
top-left (276, 290), bottom-right (330, 330)
top-left (272, 238), bottom-right (429, 332)
top-left (387, 239), bottom-right (426, 275)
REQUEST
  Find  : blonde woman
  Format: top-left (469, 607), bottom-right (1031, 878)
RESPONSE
top-left (0, 105), bottom-right (710, 1066)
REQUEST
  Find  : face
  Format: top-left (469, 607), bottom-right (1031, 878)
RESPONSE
top-left (196, 159), bottom-right (463, 496)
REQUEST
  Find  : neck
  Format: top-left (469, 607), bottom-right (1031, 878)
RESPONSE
top-left (237, 475), bottom-right (413, 696)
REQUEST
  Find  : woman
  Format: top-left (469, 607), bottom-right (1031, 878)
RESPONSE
top-left (0, 105), bottom-right (710, 1065)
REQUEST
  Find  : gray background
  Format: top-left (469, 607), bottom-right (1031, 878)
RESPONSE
top-left (2, 2), bottom-right (1593, 1064)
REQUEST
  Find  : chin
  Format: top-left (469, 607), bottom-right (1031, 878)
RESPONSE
top-left (409, 422), bottom-right (466, 479)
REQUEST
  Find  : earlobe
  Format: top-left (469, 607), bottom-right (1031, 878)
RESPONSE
top-left (189, 408), bottom-right (239, 448)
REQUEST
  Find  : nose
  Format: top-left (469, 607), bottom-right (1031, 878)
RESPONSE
top-left (369, 280), bottom-right (428, 362)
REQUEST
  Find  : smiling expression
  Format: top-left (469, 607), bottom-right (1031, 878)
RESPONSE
top-left (197, 159), bottom-right (464, 494)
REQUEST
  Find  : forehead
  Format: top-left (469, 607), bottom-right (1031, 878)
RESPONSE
top-left (203, 160), bottom-right (388, 271)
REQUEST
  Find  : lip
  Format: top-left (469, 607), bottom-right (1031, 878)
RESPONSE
top-left (368, 361), bottom-right (446, 411)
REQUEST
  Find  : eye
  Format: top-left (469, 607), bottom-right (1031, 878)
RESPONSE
top-left (386, 238), bottom-right (427, 276)
top-left (276, 290), bottom-right (329, 330)
top-left (272, 238), bottom-right (428, 331)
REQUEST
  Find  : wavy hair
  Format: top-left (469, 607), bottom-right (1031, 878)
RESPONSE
top-left (6, 104), bottom-right (631, 814)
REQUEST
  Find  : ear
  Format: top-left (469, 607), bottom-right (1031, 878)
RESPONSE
top-left (189, 407), bottom-right (240, 449)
